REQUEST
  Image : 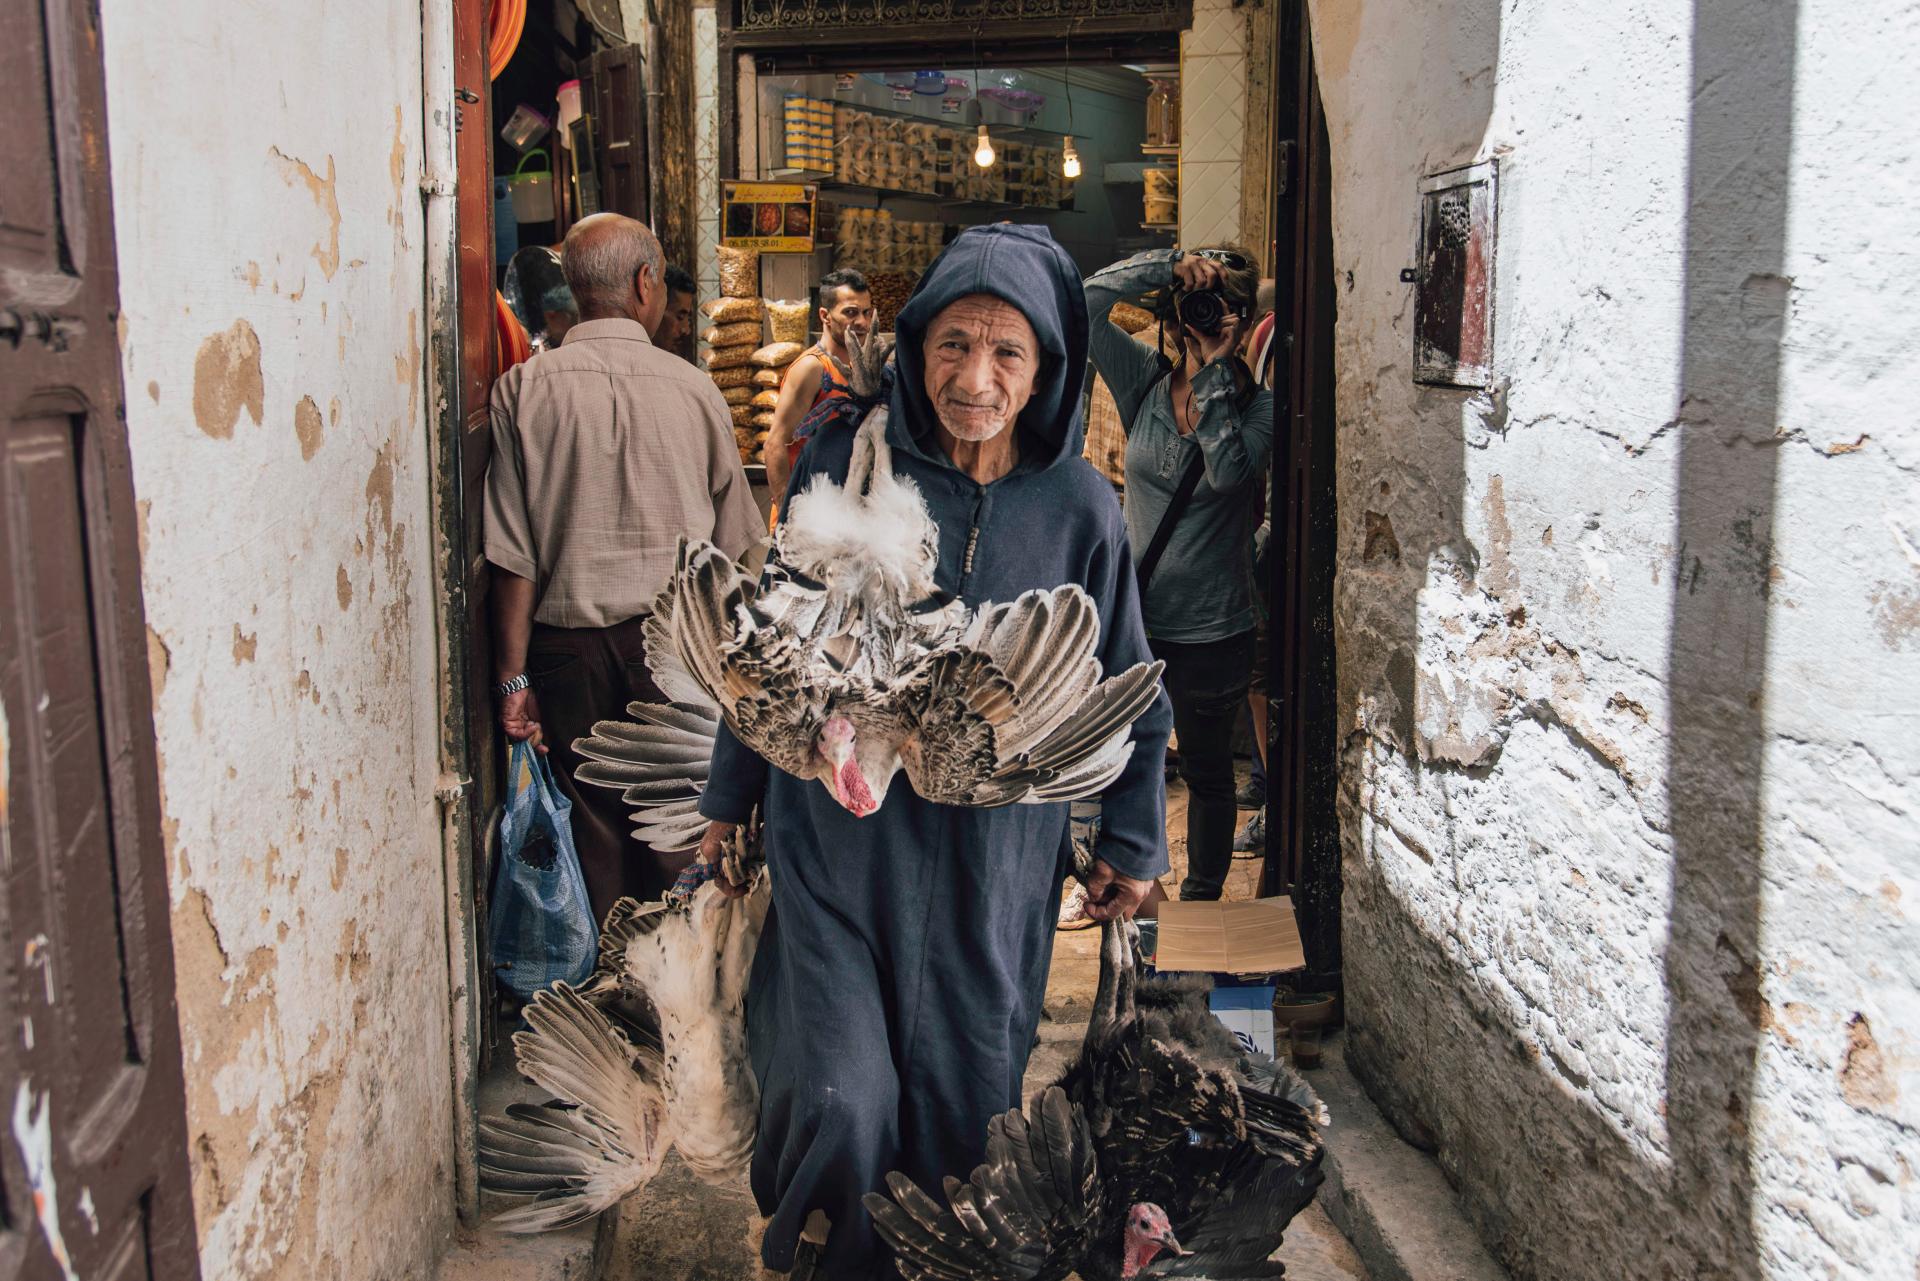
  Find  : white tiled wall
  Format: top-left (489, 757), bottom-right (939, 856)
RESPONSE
top-left (692, 5), bottom-right (720, 300)
top-left (1180, 0), bottom-right (1249, 250)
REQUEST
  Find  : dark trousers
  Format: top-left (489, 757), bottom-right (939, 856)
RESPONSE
top-left (527, 615), bottom-right (694, 923)
top-left (1151, 629), bottom-right (1257, 901)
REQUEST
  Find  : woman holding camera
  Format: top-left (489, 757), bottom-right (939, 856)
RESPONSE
top-left (1084, 246), bottom-right (1273, 902)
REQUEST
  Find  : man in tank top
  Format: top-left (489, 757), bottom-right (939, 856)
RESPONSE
top-left (763, 268), bottom-right (874, 516)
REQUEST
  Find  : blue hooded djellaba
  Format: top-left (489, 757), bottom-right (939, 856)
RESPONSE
top-left (697, 223), bottom-right (1172, 1280)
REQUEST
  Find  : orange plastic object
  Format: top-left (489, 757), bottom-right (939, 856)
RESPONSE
top-left (495, 290), bottom-right (531, 377)
top-left (486, 0), bottom-right (526, 80)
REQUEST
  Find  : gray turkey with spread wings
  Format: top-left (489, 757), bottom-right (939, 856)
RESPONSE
top-left (647, 402), bottom-right (1164, 818)
top-left (865, 920), bottom-right (1327, 1280)
top-left (478, 672), bottom-right (769, 1232)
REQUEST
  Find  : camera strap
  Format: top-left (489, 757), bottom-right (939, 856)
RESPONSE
top-left (1136, 447), bottom-right (1206, 594)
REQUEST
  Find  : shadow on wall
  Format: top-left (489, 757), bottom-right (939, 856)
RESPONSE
top-left (1660, 0), bottom-right (1797, 1273)
top-left (1325, 0), bottom-right (1797, 1278)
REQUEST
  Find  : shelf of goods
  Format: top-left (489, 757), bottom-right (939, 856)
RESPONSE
top-left (818, 205), bottom-right (937, 332)
top-left (779, 93), bottom-right (1077, 211)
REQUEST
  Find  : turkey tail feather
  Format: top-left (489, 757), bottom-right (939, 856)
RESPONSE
top-left (479, 1101), bottom-right (666, 1233)
top-left (480, 985), bottom-right (668, 1233)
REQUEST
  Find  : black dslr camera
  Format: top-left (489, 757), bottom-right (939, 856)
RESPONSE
top-left (1175, 287), bottom-right (1234, 338)
top-left (1171, 248), bottom-right (1253, 337)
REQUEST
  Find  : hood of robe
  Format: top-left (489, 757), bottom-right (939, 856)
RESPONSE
top-left (886, 223), bottom-right (1089, 475)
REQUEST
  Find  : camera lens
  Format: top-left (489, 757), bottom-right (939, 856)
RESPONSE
top-left (1177, 289), bottom-right (1228, 337)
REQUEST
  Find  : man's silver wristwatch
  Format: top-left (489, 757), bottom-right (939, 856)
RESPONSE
top-left (496, 673), bottom-right (530, 698)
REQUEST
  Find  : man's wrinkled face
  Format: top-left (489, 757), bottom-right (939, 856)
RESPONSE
top-left (821, 287), bottom-right (875, 347)
top-left (656, 289), bottom-right (695, 350)
top-left (921, 294), bottom-right (1039, 443)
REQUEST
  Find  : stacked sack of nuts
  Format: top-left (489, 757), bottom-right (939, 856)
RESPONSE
top-left (704, 247), bottom-right (766, 463)
top-left (744, 340), bottom-right (806, 455)
top-left (704, 247), bottom-right (814, 465)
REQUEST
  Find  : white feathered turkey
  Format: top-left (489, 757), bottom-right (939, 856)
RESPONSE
top-left (647, 330), bottom-right (1165, 818)
top-left (478, 670), bottom-right (769, 1231)
top-left (864, 918), bottom-right (1328, 1280)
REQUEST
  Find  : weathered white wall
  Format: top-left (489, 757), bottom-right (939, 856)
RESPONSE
top-left (1310, 1), bottom-right (1919, 1277)
top-left (101, 2), bottom-right (455, 1277)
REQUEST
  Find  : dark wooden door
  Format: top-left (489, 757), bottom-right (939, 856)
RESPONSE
top-left (1264, 0), bottom-right (1341, 982)
top-left (589, 45), bottom-right (650, 223)
top-left (0, 0), bottom-right (201, 1277)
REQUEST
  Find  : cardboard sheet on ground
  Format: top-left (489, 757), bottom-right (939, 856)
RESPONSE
top-left (1155, 896), bottom-right (1305, 975)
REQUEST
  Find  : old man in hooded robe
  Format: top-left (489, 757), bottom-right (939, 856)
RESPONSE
top-left (695, 223), bottom-right (1171, 1280)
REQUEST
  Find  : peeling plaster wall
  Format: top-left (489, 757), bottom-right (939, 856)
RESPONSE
top-left (1310, 1), bottom-right (1919, 1277)
top-left (99, 3), bottom-right (454, 1278)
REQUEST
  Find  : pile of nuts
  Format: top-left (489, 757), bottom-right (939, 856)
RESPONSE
top-left (864, 271), bottom-right (915, 335)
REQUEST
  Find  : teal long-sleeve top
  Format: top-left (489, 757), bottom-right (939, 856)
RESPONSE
top-left (1084, 249), bottom-right (1275, 644)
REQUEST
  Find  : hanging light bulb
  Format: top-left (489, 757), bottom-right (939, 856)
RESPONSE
top-left (1062, 138), bottom-right (1082, 179)
top-left (973, 124), bottom-right (996, 168)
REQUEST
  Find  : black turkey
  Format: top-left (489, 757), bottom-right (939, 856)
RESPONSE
top-left (865, 919), bottom-right (1326, 1279)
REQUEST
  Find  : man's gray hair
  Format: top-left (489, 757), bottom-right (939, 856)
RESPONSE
top-left (562, 214), bottom-right (664, 319)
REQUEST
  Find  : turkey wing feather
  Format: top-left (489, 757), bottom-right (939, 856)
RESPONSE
top-left (653, 539), bottom-right (829, 778)
top-left (997, 662), bottom-right (1165, 794)
top-left (571, 700), bottom-right (728, 853)
top-left (865, 1086), bottom-right (1101, 1281)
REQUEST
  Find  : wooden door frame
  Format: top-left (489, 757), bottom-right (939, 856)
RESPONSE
top-left (424, 0), bottom-right (496, 1223)
top-left (1262, 0), bottom-right (1341, 985)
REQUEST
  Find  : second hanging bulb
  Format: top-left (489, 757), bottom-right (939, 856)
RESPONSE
top-left (973, 124), bottom-right (995, 168)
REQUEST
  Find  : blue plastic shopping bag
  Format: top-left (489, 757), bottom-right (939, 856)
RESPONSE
top-left (489, 739), bottom-right (597, 1000)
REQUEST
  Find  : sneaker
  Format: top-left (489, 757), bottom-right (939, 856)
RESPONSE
top-left (1232, 811), bottom-right (1265, 857)
top-left (1057, 881), bottom-right (1098, 931)
top-left (1235, 778), bottom-right (1266, 808)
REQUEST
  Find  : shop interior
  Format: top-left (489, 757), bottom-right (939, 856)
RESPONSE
top-left (740, 63), bottom-right (1182, 333)
top-left (703, 57), bottom-right (1183, 474)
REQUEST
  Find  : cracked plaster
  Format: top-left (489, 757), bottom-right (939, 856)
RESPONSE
top-left (101, 1), bottom-right (455, 1277)
top-left (1312, 0), bottom-right (1919, 1277)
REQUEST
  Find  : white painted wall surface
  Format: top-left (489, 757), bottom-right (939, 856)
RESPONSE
top-left (1309, 1), bottom-right (1919, 1277)
top-left (99, 2), bottom-right (454, 1277)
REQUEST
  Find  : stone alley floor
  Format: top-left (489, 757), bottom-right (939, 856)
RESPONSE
top-left (604, 764), bottom-right (1368, 1280)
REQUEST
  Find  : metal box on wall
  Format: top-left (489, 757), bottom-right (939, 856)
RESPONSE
top-left (1412, 159), bottom-right (1497, 388)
